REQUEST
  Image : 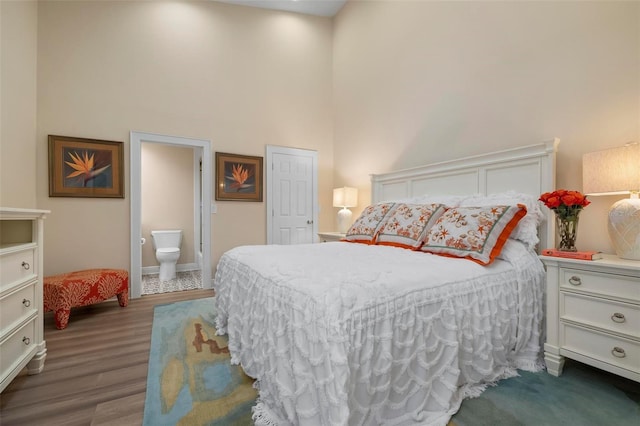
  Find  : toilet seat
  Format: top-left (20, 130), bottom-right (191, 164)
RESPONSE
top-left (157, 248), bottom-right (180, 254)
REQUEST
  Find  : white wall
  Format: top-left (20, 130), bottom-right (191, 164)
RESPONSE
top-left (1, 1), bottom-right (38, 208)
top-left (141, 143), bottom-right (195, 268)
top-left (333, 1), bottom-right (639, 254)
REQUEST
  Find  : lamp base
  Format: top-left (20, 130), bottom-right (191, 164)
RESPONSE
top-left (337, 207), bottom-right (353, 234)
top-left (608, 196), bottom-right (640, 260)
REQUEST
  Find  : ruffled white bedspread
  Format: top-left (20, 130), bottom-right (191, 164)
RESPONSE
top-left (214, 240), bottom-right (545, 426)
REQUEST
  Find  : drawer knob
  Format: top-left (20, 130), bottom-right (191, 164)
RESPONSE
top-left (22, 298), bottom-right (31, 308)
top-left (568, 276), bottom-right (582, 286)
top-left (611, 313), bottom-right (626, 323)
top-left (22, 337), bottom-right (31, 345)
top-left (21, 261), bottom-right (30, 270)
top-left (611, 347), bottom-right (626, 358)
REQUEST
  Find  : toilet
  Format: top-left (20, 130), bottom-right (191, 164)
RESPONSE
top-left (151, 230), bottom-right (182, 281)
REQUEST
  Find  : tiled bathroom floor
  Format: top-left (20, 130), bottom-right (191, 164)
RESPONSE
top-left (141, 270), bottom-right (203, 295)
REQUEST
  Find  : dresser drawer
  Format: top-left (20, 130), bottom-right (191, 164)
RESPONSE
top-left (561, 323), bottom-right (640, 374)
top-left (0, 318), bottom-right (37, 379)
top-left (560, 268), bottom-right (640, 303)
top-left (0, 248), bottom-right (36, 293)
top-left (561, 292), bottom-right (639, 339)
top-left (0, 282), bottom-right (37, 332)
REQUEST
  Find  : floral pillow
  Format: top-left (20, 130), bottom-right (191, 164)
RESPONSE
top-left (345, 202), bottom-right (397, 244)
top-left (459, 192), bottom-right (544, 250)
top-left (376, 203), bottom-right (446, 249)
top-left (421, 204), bottom-right (527, 265)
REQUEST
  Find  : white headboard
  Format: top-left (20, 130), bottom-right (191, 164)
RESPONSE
top-left (371, 139), bottom-right (559, 251)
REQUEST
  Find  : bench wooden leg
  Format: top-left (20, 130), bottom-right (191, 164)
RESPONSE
top-left (117, 291), bottom-right (128, 307)
top-left (54, 308), bottom-right (70, 330)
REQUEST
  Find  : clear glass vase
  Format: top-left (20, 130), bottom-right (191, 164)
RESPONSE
top-left (555, 213), bottom-right (580, 252)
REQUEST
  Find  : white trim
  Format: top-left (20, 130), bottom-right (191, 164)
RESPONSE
top-left (266, 145), bottom-right (318, 244)
top-left (194, 150), bottom-right (203, 269)
top-left (130, 131), bottom-right (212, 299)
top-left (371, 139), bottom-right (559, 252)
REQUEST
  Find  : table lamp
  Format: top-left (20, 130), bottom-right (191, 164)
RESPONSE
top-left (583, 142), bottom-right (640, 260)
top-left (333, 187), bottom-right (358, 234)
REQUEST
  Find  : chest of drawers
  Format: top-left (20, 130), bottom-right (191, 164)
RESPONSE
top-left (541, 254), bottom-right (640, 382)
top-left (0, 208), bottom-right (49, 393)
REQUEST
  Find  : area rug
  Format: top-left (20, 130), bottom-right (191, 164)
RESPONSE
top-left (449, 360), bottom-right (639, 426)
top-left (144, 298), bottom-right (639, 426)
top-left (141, 270), bottom-right (203, 295)
top-left (143, 297), bottom-right (257, 426)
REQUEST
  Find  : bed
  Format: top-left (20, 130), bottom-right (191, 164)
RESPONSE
top-left (214, 140), bottom-right (559, 426)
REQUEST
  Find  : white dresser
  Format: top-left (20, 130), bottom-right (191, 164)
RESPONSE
top-left (0, 207), bottom-right (49, 393)
top-left (541, 254), bottom-right (640, 382)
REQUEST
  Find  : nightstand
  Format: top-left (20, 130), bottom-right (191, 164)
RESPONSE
top-left (540, 254), bottom-right (640, 382)
top-left (318, 232), bottom-right (346, 243)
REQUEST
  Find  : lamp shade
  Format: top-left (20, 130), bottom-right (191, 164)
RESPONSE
top-left (583, 143), bottom-right (640, 195)
top-left (582, 142), bottom-right (640, 260)
top-left (333, 187), bottom-right (358, 208)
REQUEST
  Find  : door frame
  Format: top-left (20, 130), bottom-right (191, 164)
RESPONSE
top-left (130, 131), bottom-right (212, 298)
top-left (266, 145), bottom-right (318, 244)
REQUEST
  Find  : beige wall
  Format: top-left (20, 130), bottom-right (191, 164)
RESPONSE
top-left (1, 0), bottom-right (38, 208)
top-left (333, 1), bottom-right (639, 254)
top-left (33, 1), bottom-right (334, 276)
top-left (4, 0), bottom-right (638, 276)
top-left (141, 143), bottom-right (195, 268)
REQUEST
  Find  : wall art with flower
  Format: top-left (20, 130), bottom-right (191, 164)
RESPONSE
top-left (48, 135), bottom-right (124, 198)
top-left (215, 152), bottom-right (263, 202)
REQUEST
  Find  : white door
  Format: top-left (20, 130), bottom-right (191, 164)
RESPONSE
top-left (266, 146), bottom-right (318, 245)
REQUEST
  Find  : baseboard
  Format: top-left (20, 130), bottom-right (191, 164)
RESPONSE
top-left (142, 263), bottom-right (199, 276)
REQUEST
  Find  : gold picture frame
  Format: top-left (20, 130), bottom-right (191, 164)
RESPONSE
top-left (48, 135), bottom-right (124, 198)
top-left (215, 152), bottom-right (263, 202)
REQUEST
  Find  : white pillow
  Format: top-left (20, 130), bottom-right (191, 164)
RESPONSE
top-left (459, 191), bottom-right (544, 250)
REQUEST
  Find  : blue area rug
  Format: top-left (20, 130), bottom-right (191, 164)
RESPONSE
top-left (449, 360), bottom-right (639, 426)
top-left (143, 297), bottom-right (256, 426)
top-left (143, 297), bottom-right (639, 425)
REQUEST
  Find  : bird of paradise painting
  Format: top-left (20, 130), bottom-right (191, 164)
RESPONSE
top-left (49, 135), bottom-right (124, 198)
top-left (215, 152), bottom-right (263, 201)
top-left (64, 149), bottom-right (112, 188)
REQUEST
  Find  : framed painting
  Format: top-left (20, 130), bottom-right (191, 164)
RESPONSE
top-left (215, 152), bottom-right (263, 202)
top-left (48, 135), bottom-right (124, 198)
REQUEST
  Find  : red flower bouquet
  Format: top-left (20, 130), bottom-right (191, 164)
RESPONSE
top-left (539, 189), bottom-right (590, 220)
top-left (539, 189), bottom-right (590, 251)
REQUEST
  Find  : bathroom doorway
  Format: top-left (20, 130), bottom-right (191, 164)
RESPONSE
top-left (140, 144), bottom-right (199, 294)
top-left (130, 131), bottom-right (212, 299)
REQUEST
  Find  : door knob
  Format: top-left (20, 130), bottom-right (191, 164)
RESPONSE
top-left (307, 220), bottom-right (313, 225)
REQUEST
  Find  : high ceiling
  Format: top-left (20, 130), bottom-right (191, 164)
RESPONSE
top-left (213, 0), bottom-right (347, 17)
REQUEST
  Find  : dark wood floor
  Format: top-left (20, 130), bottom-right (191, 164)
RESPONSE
top-left (0, 289), bottom-right (214, 426)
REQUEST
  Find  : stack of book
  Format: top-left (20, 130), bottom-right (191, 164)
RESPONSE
top-left (541, 248), bottom-right (603, 260)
